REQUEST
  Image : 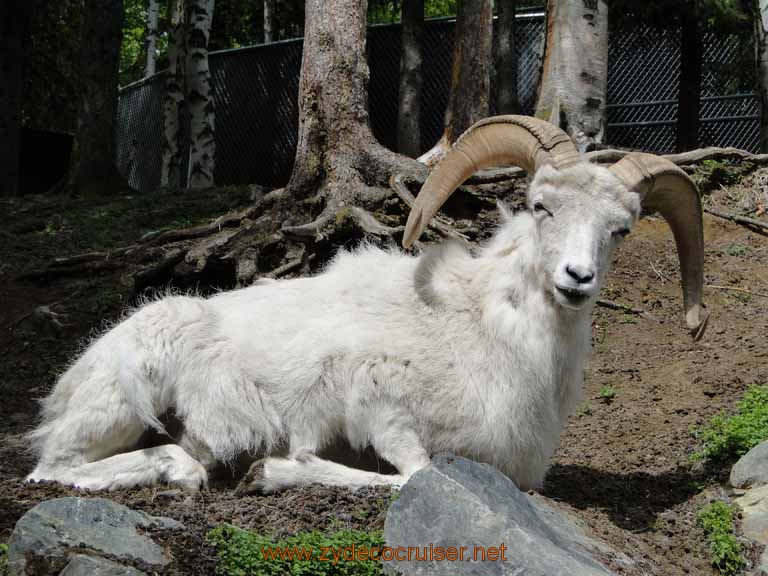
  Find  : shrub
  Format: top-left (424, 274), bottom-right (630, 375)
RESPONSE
top-left (694, 385), bottom-right (768, 462)
top-left (206, 524), bottom-right (385, 576)
top-left (697, 501), bottom-right (745, 576)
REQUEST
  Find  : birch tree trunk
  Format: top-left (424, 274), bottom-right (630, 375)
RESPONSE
top-left (419, 0), bottom-right (493, 166)
top-left (535, 0), bottom-right (609, 149)
top-left (757, 0), bottom-right (768, 152)
top-left (264, 0), bottom-right (275, 43)
top-left (161, 0), bottom-right (186, 188)
top-left (145, 0), bottom-right (160, 76)
top-left (676, 0), bottom-right (702, 152)
top-left (71, 0), bottom-right (132, 196)
top-left (185, 0), bottom-right (216, 188)
top-left (397, 0), bottom-right (424, 157)
top-left (0, 0), bottom-right (31, 196)
top-left (496, 0), bottom-right (519, 115)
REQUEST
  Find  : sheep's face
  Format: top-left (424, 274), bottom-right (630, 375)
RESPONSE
top-left (528, 163), bottom-right (641, 311)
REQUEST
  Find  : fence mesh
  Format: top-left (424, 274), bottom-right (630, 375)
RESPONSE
top-left (118, 12), bottom-right (760, 192)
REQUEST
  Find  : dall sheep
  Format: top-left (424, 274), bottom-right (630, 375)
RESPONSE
top-left (27, 116), bottom-right (706, 493)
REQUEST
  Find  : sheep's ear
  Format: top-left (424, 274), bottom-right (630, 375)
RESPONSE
top-left (497, 200), bottom-right (514, 222)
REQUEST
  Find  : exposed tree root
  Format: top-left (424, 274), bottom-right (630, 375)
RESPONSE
top-left (23, 145), bottom-right (762, 297)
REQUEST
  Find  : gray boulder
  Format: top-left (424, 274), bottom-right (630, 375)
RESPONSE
top-left (384, 454), bottom-right (623, 576)
top-left (7, 497), bottom-right (182, 576)
top-left (730, 441), bottom-right (768, 489)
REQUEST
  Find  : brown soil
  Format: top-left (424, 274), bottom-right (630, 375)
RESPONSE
top-left (1, 170), bottom-right (767, 575)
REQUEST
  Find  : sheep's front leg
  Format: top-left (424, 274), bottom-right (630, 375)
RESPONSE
top-left (237, 450), bottom-right (410, 494)
top-left (30, 444), bottom-right (210, 491)
top-left (237, 423), bottom-right (430, 494)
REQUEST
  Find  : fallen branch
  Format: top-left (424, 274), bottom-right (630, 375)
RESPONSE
top-left (703, 208), bottom-right (768, 234)
top-left (587, 146), bottom-right (768, 166)
top-left (266, 259), bottom-right (303, 279)
top-left (705, 285), bottom-right (768, 299)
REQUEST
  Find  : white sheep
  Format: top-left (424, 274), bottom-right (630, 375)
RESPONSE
top-left (27, 116), bottom-right (706, 493)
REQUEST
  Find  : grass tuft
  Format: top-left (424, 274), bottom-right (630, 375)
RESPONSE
top-left (697, 501), bottom-right (745, 576)
top-left (599, 386), bottom-right (618, 403)
top-left (693, 385), bottom-right (768, 462)
top-left (206, 524), bottom-right (385, 576)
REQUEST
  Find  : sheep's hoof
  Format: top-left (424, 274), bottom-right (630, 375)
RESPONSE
top-left (235, 459), bottom-right (269, 495)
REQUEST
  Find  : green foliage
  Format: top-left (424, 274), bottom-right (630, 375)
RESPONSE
top-left (207, 524), bottom-right (385, 576)
top-left (724, 243), bottom-right (750, 257)
top-left (577, 402), bottom-right (593, 417)
top-left (694, 385), bottom-right (768, 462)
top-left (368, 0), bottom-right (458, 23)
top-left (693, 160), bottom-right (755, 194)
top-left (599, 386), bottom-right (618, 402)
top-left (697, 501), bottom-right (745, 576)
top-left (609, 0), bottom-right (750, 32)
top-left (0, 542), bottom-right (7, 573)
top-left (425, 0), bottom-right (458, 18)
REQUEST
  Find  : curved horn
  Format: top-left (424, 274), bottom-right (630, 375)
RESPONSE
top-left (609, 153), bottom-right (707, 337)
top-left (402, 115), bottom-right (581, 248)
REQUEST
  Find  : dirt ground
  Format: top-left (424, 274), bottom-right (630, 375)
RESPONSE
top-left (1, 170), bottom-right (767, 575)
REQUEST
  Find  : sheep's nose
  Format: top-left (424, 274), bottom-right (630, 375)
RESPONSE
top-left (566, 265), bottom-right (595, 284)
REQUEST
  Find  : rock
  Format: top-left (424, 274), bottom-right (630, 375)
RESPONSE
top-left (7, 497), bottom-right (182, 576)
top-left (59, 555), bottom-right (146, 576)
top-left (384, 454), bottom-right (623, 576)
top-left (735, 485), bottom-right (768, 574)
top-left (730, 441), bottom-right (768, 489)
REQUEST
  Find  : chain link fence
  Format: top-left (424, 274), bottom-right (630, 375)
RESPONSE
top-left (118, 11), bottom-right (760, 192)
top-left (606, 25), bottom-right (759, 153)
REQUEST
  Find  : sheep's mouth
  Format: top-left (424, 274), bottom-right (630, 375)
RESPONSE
top-left (555, 286), bottom-right (590, 307)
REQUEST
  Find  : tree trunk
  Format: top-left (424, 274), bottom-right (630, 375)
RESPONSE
top-left (397, 0), bottom-right (424, 157)
top-left (496, 0), bottom-right (519, 115)
top-left (757, 0), bottom-right (768, 153)
top-left (535, 0), bottom-right (609, 149)
top-left (264, 0), bottom-right (275, 43)
top-left (677, 0), bottom-right (702, 152)
top-left (161, 0), bottom-right (186, 188)
top-left (185, 0), bottom-right (216, 188)
top-left (419, 0), bottom-right (493, 166)
top-left (0, 0), bottom-right (31, 196)
top-left (284, 0), bottom-right (424, 235)
top-left (145, 0), bottom-right (160, 76)
top-left (254, 1), bottom-right (265, 44)
top-left (71, 0), bottom-right (132, 197)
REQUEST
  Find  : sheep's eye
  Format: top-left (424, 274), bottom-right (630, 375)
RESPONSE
top-left (533, 202), bottom-right (553, 217)
top-left (612, 228), bottom-right (630, 238)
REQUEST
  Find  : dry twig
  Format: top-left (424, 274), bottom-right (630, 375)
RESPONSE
top-left (705, 285), bottom-right (768, 299)
top-left (704, 208), bottom-right (768, 234)
top-left (596, 298), bottom-right (659, 322)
